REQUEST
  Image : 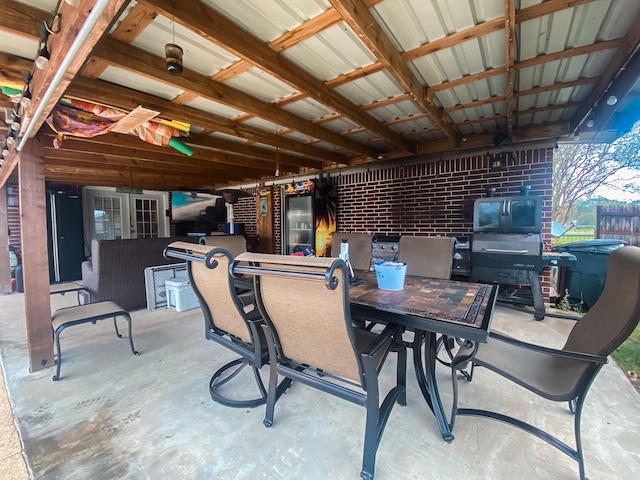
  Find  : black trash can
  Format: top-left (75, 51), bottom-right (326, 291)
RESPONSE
top-left (15, 265), bottom-right (24, 293)
top-left (553, 239), bottom-right (626, 311)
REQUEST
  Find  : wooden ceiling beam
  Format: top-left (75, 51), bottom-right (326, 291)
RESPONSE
top-left (0, 0), bottom-right (131, 188)
top-left (43, 166), bottom-right (229, 190)
top-left (430, 38), bottom-right (622, 97)
top-left (516, 0), bottom-right (598, 23)
top-left (0, 52), bottom-right (33, 87)
top-left (504, 0), bottom-right (517, 139)
top-left (91, 37), bottom-right (378, 159)
top-left (0, 0), bottom-right (48, 39)
top-left (66, 76), bottom-right (348, 165)
top-left (186, 135), bottom-right (321, 170)
top-left (330, 0), bottom-right (458, 144)
top-left (48, 128), bottom-right (323, 172)
top-left (43, 155), bottom-right (240, 179)
top-left (81, 3), bottom-right (159, 79)
top-left (138, 0), bottom-right (408, 155)
top-left (41, 134), bottom-right (279, 175)
top-left (415, 121), bottom-right (568, 155)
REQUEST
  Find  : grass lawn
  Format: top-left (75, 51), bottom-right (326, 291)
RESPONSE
top-left (612, 325), bottom-right (640, 392)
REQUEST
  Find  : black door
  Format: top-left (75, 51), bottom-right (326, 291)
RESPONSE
top-left (47, 192), bottom-right (84, 283)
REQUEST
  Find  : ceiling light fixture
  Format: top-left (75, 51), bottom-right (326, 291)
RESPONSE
top-left (6, 131), bottom-right (16, 147)
top-left (35, 21), bottom-right (51, 69)
top-left (19, 82), bottom-right (32, 109)
top-left (35, 38), bottom-right (50, 70)
top-left (606, 95), bottom-right (618, 106)
top-left (10, 111), bottom-right (21, 131)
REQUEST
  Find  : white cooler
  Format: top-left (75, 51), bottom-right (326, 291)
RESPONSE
top-left (165, 279), bottom-right (200, 312)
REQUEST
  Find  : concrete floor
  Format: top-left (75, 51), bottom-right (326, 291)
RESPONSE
top-left (0, 292), bottom-right (639, 480)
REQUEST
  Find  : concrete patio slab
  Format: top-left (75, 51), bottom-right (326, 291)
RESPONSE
top-left (0, 292), bottom-right (638, 479)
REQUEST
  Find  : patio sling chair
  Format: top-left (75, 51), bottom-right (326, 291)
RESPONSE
top-left (233, 253), bottom-right (407, 480)
top-left (163, 242), bottom-right (292, 408)
top-left (450, 245), bottom-right (640, 480)
top-left (398, 235), bottom-right (455, 279)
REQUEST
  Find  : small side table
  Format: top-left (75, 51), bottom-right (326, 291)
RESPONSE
top-left (49, 281), bottom-right (91, 305)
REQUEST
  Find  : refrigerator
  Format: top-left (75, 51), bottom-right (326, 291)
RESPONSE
top-left (283, 179), bottom-right (336, 256)
top-left (46, 190), bottom-right (85, 283)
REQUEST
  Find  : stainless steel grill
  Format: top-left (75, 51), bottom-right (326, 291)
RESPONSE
top-left (471, 232), bottom-right (547, 320)
top-left (370, 235), bottom-right (400, 270)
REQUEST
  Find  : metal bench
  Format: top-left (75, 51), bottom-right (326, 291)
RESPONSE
top-left (51, 301), bottom-right (139, 381)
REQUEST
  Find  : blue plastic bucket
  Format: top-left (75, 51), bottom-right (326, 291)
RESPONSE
top-left (374, 262), bottom-right (407, 291)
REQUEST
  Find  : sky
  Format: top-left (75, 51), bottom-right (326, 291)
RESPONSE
top-left (592, 167), bottom-right (640, 201)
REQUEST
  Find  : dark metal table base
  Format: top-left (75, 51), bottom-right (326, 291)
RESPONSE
top-left (412, 331), bottom-right (455, 441)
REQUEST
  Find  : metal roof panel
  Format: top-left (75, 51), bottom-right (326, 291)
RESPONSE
top-left (282, 22), bottom-right (377, 81)
top-left (184, 97), bottom-right (245, 119)
top-left (225, 67), bottom-right (298, 103)
top-left (98, 66), bottom-right (184, 101)
top-left (202, 0), bottom-right (331, 43)
top-left (131, 15), bottom-right (239, 77)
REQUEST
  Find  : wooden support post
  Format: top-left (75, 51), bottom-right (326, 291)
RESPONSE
top-left (18, 141), bottom-right (54, 372)
top-left (0, 186), bottom-right (11, 294)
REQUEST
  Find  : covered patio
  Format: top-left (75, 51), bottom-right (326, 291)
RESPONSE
top-left (0, 292), bottom-right (638, 479)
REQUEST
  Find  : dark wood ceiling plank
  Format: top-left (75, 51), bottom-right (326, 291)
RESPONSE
top-left (67, 76), bottom-right (348, 165)
top-left (41, 134), bottom-right (279, 174)
top-left (42, 154), bottom-right (240, 177)
top-left (43, 166), bottom-right (231, 190)
top-left (330, 0), bottom-right (458, 144)
top-left (1, 0), bottom-right (48, 39)
top-left (0, 52), bottom-right (33, 86)
top-left (92, 36), bottom-right (378, 158)
top-left (59, 128), bottom-right (315, 170)
top-left (138, 0), bottom-right (409, 154)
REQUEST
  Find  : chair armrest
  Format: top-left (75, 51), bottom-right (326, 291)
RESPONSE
top-left (361, 323), bottom-right (403, 358)
top-left (489, 331), bottom-right (608, 365)
top-left (81, 260), bottom-right (98, 292)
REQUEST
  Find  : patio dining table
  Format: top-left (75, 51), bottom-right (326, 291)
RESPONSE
top-left (349, 270), bottom-right (498, 441)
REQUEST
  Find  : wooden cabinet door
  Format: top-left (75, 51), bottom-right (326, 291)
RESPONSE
top-left (256, 186), bottom-right (274, 253)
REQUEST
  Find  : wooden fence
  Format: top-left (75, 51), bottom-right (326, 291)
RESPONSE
top-left (596, 205), bottom-right (640, 246)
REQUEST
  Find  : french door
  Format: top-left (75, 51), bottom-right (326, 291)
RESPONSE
top-left (83, 188), bottom-right (168, 241)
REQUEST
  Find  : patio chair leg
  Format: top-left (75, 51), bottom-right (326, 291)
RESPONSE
top-left (113, 316), bottom-right (123, 338)
top-left (52, 329), bottom-right (63, 381)
top-left (209, 358), bottom-right (268, 408)
top-left (262, 325), bottom-right (279, 427)
top-left (124, 313), bottom-right (139, 356)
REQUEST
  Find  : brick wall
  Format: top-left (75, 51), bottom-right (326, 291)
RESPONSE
top-left (234, 146), bottom-right (554, 298)
top-left (332, 148), bottom-right (553, 244)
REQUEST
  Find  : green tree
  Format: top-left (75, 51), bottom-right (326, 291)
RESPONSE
top-left (553, 122), bottom-right (640, 224)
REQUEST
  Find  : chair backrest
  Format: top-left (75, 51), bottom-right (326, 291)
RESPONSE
top-left (238, 253), bottom-right (363, 384)
top-left (199, 234), bottom-right (247, 258)
top-left (398, 236), bottom-right (454, 279)
top-left (330, 232), bottom-right (373, 271)
top-left (169, 242), bottom-right (252, 342)
top-left (564, 246), bottom-right (640, 356)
